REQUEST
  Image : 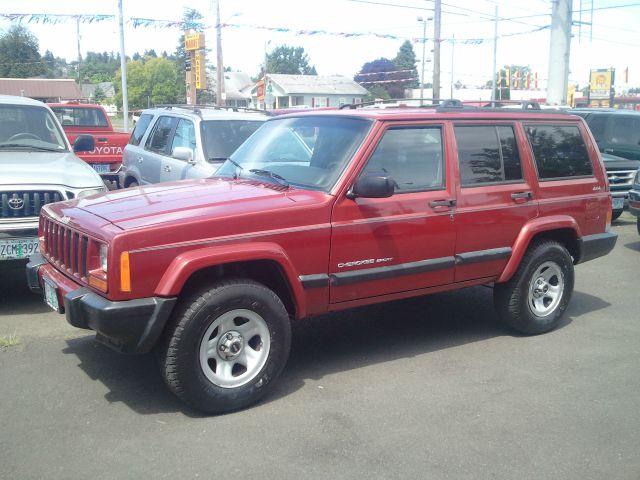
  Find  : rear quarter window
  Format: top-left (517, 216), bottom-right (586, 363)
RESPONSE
top-left (525, 124), bottom-right (593, 180)
top-left (129, 113), bottom-right (154, 146)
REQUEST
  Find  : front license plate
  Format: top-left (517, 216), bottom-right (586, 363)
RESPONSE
top-left (0, 237), bottom-right (40, 260)
top-left (91, 163), bottom-right (110, 174)
top-left (43, 277), bottom-right (60, 312)
top-left (612, 197), bottom-right (624, 210)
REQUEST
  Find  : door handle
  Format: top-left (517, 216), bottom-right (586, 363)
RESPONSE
top-left (429, 199), bottom-right (456, 211)
top-left (511, 191), bottom-right (532, 203)
top-left (604, 148), bottom-right (614, 153)
top-left (164, 165), bottom-right (172, 172)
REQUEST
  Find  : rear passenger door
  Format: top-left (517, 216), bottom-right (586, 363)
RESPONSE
top-left (142, 116), bottom-right (178, 184)
top-left (329, 123), bottom-right (456, 304)
top-left (453, 123), bottom-right (538, 282)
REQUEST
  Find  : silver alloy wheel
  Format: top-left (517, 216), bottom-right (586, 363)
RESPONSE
top-left (199, 309), bottom-right (271, 388)
top-left (527, 261), bottom-right (565, 318)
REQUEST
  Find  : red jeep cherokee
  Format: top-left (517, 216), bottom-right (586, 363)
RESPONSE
top-left (27, 103), bottom-right (617, 413)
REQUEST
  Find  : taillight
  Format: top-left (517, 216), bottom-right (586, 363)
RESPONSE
top-left (606, 195), bottom-right (612, 229)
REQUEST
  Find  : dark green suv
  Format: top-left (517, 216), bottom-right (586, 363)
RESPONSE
top-left (574, 109), bottom-right (640, 219)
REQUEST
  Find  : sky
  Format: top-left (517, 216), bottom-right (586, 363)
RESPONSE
top-left (2, 0), bottom-right (640, 91)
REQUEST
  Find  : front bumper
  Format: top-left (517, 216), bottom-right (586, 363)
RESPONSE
top-left (26, 254), bottom-right (177, 354)
top-left (628, 188), bottom-right (640, 217)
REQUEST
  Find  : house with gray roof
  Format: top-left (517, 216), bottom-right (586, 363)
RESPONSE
top-left (252, 74), bottom-right (368, 110)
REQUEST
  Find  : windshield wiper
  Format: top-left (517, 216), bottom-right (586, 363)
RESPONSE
top-left (0, 143), bottom-right (63, 152)
top-left (248, 168), bottom-right (290, 188)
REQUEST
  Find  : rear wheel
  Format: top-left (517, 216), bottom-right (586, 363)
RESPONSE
top-left (494, 241), bottom-right (574, 335)
top-left (637, 217), bottom-right (640, 235)
top-left (158, 279), bottom-right (291, 414)
top-left (126, 179), bottom-right (139, 188)
top-left (611, 210), bottom-right (622, 221)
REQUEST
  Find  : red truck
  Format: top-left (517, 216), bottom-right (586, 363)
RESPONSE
top-left (27, 103), bottom-right (617, 414)
top-left (49, 103), bottom-right (130, 187)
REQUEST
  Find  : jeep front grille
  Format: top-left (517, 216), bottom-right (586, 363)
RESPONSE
top-left (607, 169), bottom-right (637, 188)
top-left (42, 217), bottom-right (89, 280)
top-left (1, 191), bottom-right (63, 219)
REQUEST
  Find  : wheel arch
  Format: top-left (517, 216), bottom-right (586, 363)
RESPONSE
top-left (155, 242), bottom-right (306, 319)
top-left (497, 216), bottom-right (581, 283)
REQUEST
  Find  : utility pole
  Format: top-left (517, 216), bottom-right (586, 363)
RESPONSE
top-left (450, 34), bottom-right (455, 98)
top-left (433, 0), bottom-right (441, 101)
top-left (215, 0), bottom-right (225, 107)
top-left (491, 6), bottom-right (498, 103)
top-left (418, 17), bottom-right (427, 106)
top-left (547, 0), bottom-right (572, 105)
top-left (117, 0), bottom-right (129, 132)
top-left (76, 18), bottom-right (82, 88)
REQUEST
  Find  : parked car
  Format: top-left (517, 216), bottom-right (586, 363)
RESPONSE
top-left (49, 103), bottom-right (130, 187)
top-left (573, 108), bottom-right (640, 219)
top-left (119, 105), bottom-right (268, 187)
top-left (628, 168), bottom-right (640, 234)
top-left (0, 95), bottom-right (106, 266)
top-left (28, 103), bottom-right (617, 413)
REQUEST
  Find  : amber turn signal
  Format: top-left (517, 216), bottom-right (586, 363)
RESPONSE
top-left (120, 251), bottom-right (131, 292)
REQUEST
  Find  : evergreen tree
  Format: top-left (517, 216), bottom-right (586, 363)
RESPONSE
top-left (264, 46), bottom-right (317, 76)
top-left (393, 40), bottom-right (419, 88)
top-left (0, 25), bottom-right (46, 78)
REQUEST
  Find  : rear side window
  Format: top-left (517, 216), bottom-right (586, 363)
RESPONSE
top-left (145, 116), bottom-right (178, 154)
top-left (455, 125), bottom-right (523, 186)
top-left (361, 126), bottom-right (444, 193)
top-left (525, 124), bottom-right (593, 180)
top-left (611, 116), bottom-right (640, 146)
top-left (51, 107), bottom-right (108, 128)
top-left (129, 113), bottom-right (154, 146)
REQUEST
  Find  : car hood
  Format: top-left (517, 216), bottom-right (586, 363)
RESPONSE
top-left (73, 178), bottom-right (325, 230)
top-left (0, 150), bottom-right (103, 188)
top-left (601, 153), bottom-right (640, 170)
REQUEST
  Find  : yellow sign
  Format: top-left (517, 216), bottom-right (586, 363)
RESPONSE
top-left (185, 32), bottom-right (205, 51)
top-left (195, 51), bottom-right (206, 90)
top-left (589, 68), bottom-right (613, 100)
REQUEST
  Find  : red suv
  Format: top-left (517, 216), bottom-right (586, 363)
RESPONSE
top-left (27, 103), bottom-right (617, 413)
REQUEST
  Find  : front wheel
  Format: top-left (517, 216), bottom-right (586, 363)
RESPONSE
top-left (158, 279), bottom-right (291, 414)
top-left (494, 241), bottom-right (574, 335)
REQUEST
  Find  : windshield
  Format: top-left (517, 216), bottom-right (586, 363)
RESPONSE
top-left (0, 105), bottom-right (67, 151)
top-left (201, 120), bottom-right (264, 161)
top-left (216, 116), bottom-right (372, 191)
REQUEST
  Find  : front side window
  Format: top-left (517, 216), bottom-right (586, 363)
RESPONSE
top-left (360, 126), bottom-right (444, 193)
top-left (171, 119), bottom-right (196, 157)
top-left (455, 125), bottom-right (523, 186)
top-left (611, 116), bottom-right (640, 146)
top-left (585, 115), bottom-right (607, 142)
top-left (525, 124), bottom-right (593, 179)
top-left (216, 116), bottom-right (372, 192)
top-left (145, 116), bottom-right (178, 154)
top-left (0, 105), bottom-right (67, 151)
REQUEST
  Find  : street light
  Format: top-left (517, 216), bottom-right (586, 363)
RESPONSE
top-left (417, 16), bottom-right (432, 106)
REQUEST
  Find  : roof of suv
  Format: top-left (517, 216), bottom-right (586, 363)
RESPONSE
top-left (0, 94), bottom-right (51, 108)
top-left (142, 105), bottom-right (269, 122)
top-left (572, 108), bottom-right (640, 116)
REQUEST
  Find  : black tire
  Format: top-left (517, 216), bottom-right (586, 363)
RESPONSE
top-left (636, 217), bottom-right (640, 236)
top-left (158, 279), bottom-right (291, 414)
top-left (611, 210), bottom-right (622, 221)
top-left (494, 241), bottom-right (574, 335)
top-left (127, 179), bottom-right (139, 188)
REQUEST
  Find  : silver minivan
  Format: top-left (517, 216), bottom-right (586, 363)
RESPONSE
top-left (119, 106), bottom-right (268, 187)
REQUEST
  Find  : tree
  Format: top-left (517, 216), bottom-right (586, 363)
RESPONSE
top-left (354, 58), bottom-right (406, 98)
top-left (393, 40), bottom-right (419, 88)
top-left (0, 25), bottom-right (46, 78)
top-left (115, 57), bottom-right (180, 109)
top-left (264, 46), bottom-right (317, 76)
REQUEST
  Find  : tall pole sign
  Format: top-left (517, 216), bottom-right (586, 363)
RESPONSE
top-left (184, 32), bottom-right (206, 105)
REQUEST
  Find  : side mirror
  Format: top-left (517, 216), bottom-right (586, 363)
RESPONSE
top-left (73, 134), bottom-right (95, 153)
top-left (347, 174), bottom-right (395, 199)
top-left (172, 146), bottom-right (194, 163)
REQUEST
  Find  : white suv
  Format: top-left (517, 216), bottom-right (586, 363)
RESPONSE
top-left (119, 105), bottom-right (268, 187)
top-left (0, 95), bottom-right (106, 265)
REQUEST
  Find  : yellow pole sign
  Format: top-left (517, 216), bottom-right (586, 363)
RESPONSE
top-left (185, 33), bottom-right (205, 51)
top-left (195, 51), bottom-right (206, 90)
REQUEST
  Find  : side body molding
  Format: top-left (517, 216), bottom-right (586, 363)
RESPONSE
top-left (496, 215), bottom-right (581, 283)
top-left (154, 242), bottom-right (308, 318)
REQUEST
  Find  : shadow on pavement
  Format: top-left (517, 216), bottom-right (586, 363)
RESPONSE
top-left (0, 262), bottom-right (50, 316)
top-left (565, 290), bottom-right (611, 318)
top-left (624, 240), bottom-right (640, 252)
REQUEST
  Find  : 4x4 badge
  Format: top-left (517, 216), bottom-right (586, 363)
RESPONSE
top-left (593, 186), bottom-right (601, 191)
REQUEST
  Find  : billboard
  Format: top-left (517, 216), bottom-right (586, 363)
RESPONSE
top-left (589, 68), bottom-right (614, 107)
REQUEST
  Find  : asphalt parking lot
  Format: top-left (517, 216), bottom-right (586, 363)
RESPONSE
top-left (1, 213), bottom-right (639, 480)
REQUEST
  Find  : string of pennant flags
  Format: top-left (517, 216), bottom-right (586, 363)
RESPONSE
top-left (1, 13), bottom-right (548, 45)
